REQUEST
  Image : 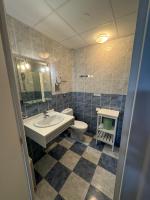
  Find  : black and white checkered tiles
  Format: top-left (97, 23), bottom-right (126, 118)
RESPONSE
top-left (34, 134), bottom-right (118, 200)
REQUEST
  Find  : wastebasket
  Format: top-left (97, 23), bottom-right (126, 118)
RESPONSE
top-left (103, 117), bottom-right (113, 130)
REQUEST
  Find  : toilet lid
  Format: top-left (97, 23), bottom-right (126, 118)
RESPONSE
top-left (71, 120), bottom-right (88, 130)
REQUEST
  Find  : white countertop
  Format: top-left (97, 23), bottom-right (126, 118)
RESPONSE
top-left (24, 110), bottom-right (74, 148)
top-left (96, 108), bottom-right (119, 118)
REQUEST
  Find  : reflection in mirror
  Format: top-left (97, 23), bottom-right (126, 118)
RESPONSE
top-left (14, 56), bottom-right (52, 104)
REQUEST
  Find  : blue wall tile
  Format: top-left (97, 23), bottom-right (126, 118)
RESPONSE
top-left (75, 102), bottom-right (85, 114)
top-left (101, 94), bottom-right (111, 107)
top-left (84, 93), bottom-right (92, 104)
top-left (84, 103), bottom-right (92, 116)
top-left (75, 112), bottom-right (84, 121)
top-left (110, 95), bottom-right (122, 110)
top-left (72, 92), bottom-right (77, 102)
top-left (83, 115), bottom-right (92, 124)
top-left (92, 95), bottom-right (101, 106)
top-left (22, 92), bottom-right (126, 151)
top-left (38, 101), bottom-right (48, 113)
top-left (76, 92), bottom-right (85, 102)
top-left (25, 103), bottom-right (39, 117)
top-left (121, 95), bottom-right (126, 112)
top-left (91, 104), bottom-right (98, 117)
top-left (73, 93), bottom-right (126, 147)
top-left (44, 91), bottom-right (52, 98)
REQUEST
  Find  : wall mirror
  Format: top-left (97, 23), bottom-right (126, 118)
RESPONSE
top-left (14, 56), bottom-right (52, 104)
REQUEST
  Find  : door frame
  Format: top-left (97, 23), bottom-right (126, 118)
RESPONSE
top-left (0, 1), bottom-right (33, 199)
top-left (114, 0), bottom-right (150, 199)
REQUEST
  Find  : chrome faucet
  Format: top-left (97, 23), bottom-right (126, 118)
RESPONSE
top-left (43, 110), bottom-right (49, 118)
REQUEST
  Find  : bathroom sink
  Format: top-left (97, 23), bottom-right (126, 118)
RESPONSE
top-left (24, 110), bottom-right (74, 147)
top-left (34, 114), bottom-right (64, 128)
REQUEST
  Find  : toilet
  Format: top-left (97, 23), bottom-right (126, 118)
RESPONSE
top-left (62, 108), bottom-right (88, 141)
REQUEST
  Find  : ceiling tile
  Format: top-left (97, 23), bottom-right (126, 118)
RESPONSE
top-left (4, 0), bottom-right (52, 26)
top-left (35, 13), bottom-right (75, 42)
top-left (57, 0), bottom-right (113, 33)
top-left (45, 0), bottom-right (70, 9)
top-left (111, 0), bottom-right (138, 18)
top-left (116, 13), bottom-right (137, 37)
top-left (81, 22), bottom-right (117, 45)
top-left (61, 35), bottom-right (87, 49)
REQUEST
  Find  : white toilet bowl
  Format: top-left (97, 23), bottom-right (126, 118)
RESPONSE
top-left (62, 108), bottom-right (88, 141)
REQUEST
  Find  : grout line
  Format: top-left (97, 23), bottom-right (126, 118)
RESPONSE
top-left (45, 0), bottom-right (71, 12)
top-left (74, 33), bottom-right (135, 50)
top-left (44, 0), bottom-right (82, 38)
top-left (33, 11), bottom-right (53, 27)
top-left (34, 0), bottom-right (71, 27)
top-left (109, 0), bottom-right (119, 37)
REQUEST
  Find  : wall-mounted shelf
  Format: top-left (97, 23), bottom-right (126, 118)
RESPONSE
top-left (96, 108), bottom-right (119, 151)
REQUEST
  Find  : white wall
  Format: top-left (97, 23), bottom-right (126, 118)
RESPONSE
top-left (0, 33), bottom-right (30, 199)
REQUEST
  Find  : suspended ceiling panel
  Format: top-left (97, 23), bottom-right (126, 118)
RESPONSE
top-left (4, 0), bottom-right (138, 49)
top-left (56, 0), bottom-right (113, 32)
top-left (111, 0), bottom-right (138, 18)
top-left (35, 13), bottom-right (75, 42)
top-left (45, 0), bottom-right (70, 9)
top-left (116, 13), bottom-right (137, 37)
top-left (4, 0), bottom-right (52, 26)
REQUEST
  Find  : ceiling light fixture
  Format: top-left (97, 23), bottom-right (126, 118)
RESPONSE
top-left (20, 63), bottom-right (26, 71)
top-left (40, 67), bottom-right (46, 73)
top-left (39, 52), bottom-right (50, 59)
top-left (25, 62), bottom-right (31, 70)
top-left (45, 66), bottom-right (49, 72)
top-left (96, 34), bottom-right (109, 43)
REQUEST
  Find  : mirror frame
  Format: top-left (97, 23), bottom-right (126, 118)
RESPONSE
top-left (13, 54), bottom-right (52, 104)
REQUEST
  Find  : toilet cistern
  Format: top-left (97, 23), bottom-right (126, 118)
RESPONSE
top-left (62, 108), bottom-right (88, 141)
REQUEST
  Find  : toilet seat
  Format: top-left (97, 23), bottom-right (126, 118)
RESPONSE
top-left (71, 120), bottom-right (88, 130)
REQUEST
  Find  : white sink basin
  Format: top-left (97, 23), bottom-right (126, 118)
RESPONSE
top-left (34, 114), bottom-right (64, 128)
top-left (24, 110), bottom-right (74, 147)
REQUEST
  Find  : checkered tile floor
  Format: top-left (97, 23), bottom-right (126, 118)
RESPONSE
top-left (34, 133), bottom-right (119, 200)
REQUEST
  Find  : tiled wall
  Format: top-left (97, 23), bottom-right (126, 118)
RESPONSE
top-left (73, 35), bottom-right (134, 95)
top-left (71, 36), bottom-right (134, 146)
top-left (22, 92), bottom-right (72, 117)
top-left (6, 15), bottom-right (74, 162)
top-left (7, 15), bottom-right (133, 161)
top-left (24, 92), bottom-right (125, 162)
top-left (70, 92), bottom-right (126, 146)
top-left (7, 15), bottom-right (73, 94)
top-left (23, 92), bottom-right (125, 147)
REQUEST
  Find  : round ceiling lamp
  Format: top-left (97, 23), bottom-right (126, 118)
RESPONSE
top-left (39, 52), bottom-right (50, 59)
top-left (96, 34), bottom-right (109, 43)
